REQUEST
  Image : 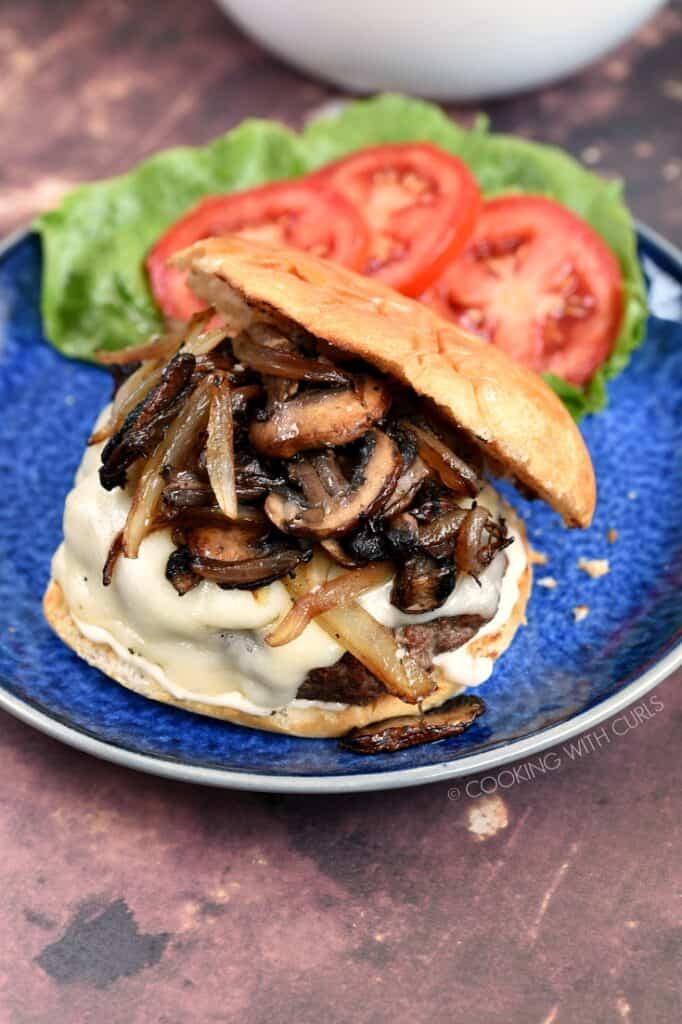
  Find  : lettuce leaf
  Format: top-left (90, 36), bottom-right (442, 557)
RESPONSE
top-left (38, 121), bottom-right (305, 359)
top-left (36, 93), bottom-right (647, 418)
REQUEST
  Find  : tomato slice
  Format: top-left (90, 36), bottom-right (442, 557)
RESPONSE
top-left (147, 180), bottom-right (370, 321)
top-left (317, 143), bottom-right (481, 296)
top-left (421, 195), bottom-right (623, 386)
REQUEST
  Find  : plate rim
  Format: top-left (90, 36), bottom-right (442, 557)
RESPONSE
top-left (1, 222), bottom-right (680, 795)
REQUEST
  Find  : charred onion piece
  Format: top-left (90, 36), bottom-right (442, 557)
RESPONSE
top-left (339, 695), bottom-right (486, 754)
top-left (267, 562), bottom-right (393, 647)
top-left (89, 359), bottom-right (165, 445)
top-left (284, 554), bottom-right (433, 704)
top-left (455, 506), bottom-right (512, 578)
top-left (95, 332), bottom-right (181, 366)
top-left (102, 531), bottom-right (124, 587)
top-left (165, 546), bottom-right (200, 596)
top-left (401, 421), bottom-right (481, 497)
top-left (250, 376), bottom-right (391, 458)
top-left (391, 553), bottom-right (456, 614)
top-left (190, 547), bottom-right (310, 590)
top-left (99, 352), bottom-right (196, 490)
top-left (205, 373), bottom-right (238, 520)
top-left (233, 333), bottom-right (350, 386)
top-left (265, 430), bottom-right (401, 539)
top-left (121, 379), bottom-right (211, 558)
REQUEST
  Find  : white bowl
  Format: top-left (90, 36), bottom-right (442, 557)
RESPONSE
top-left (217, 0), bottom-right (664, 101)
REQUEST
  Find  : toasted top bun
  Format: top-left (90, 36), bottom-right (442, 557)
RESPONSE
top-left (177, 235), bottom-right (596, 528)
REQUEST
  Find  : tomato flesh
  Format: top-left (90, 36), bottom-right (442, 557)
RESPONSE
top-left (317, 143), bottom-right (481, 296)
top-left (147, 180), bottom-right (370, 321)
top-left (421, 195), bottom-right (623, 386)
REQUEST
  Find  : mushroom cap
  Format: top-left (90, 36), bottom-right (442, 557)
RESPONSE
top-left (177, 235), bottom-right (596, 528)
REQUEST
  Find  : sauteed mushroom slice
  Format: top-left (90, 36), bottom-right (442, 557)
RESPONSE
top-left (184, 521), bottom-right (268, 562)
top-left (250, 376), bottom-right (391, 458)
top-left (190, 546), bottom-right (311, 590)
top-left (168, 504), bottom-right (268, 532)
top-left (264, 430), bottom-right (401, 538)
top-left (417, 507), bottom-right (468, 560)
top-left (391, 553), bottom-right (456, 614)
top-left (339, 695), bottom-right (486, 754)
top-left (380, 455), bottom-right (431, 518)
top-left (167, 503), bottom-right (310, 590)
top-left (234, 454), bottom-right (286, 501)
top-left (455, 506), bottom-right (513, 579)
top-left (161, 469), bottom-right (213, 510)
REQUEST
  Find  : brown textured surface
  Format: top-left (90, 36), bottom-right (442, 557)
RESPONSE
top-left (0, 0), bottom-right (680, 239)
top-left (1, 1), bottom-right (682, 1021)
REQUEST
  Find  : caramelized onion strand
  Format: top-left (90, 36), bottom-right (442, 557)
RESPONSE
top-left (206, 374), bottom-right (238, 520)
top-left (94, 332), bottom-right (181, 366)
top-left (267, 562), bottom-right (393, 647)
top-left (122, 380), bottom-right (211, 558)
top-left (283, 554), bottom-right (434, 703)
top-left (89, 359), bottom-right (165, 445)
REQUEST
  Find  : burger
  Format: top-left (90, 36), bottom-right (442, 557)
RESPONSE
top-left (44, 236), bottom-right (595, 752)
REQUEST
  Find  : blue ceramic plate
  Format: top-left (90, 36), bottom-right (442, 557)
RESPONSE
top-left (0, 227), bottom-right (680, 793)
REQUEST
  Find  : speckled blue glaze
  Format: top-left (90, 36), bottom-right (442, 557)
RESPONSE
top-left (0, 230), bottom-right (680, 780)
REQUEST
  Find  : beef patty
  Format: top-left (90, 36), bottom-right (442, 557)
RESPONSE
top-left (297, 614), bottom-right (486, 705)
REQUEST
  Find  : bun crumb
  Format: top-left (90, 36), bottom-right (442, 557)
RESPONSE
top-left (537, 576), bottom-right (558, 589)
top-left (573, 605), bottom-right (589, 623)
top-left (530, 549), bottom-right (548, 566)
top-left (578, 557), bottom-right (610, 579)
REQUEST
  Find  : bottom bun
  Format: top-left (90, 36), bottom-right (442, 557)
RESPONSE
top-left (43, 532), bottom-right (531, 739)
